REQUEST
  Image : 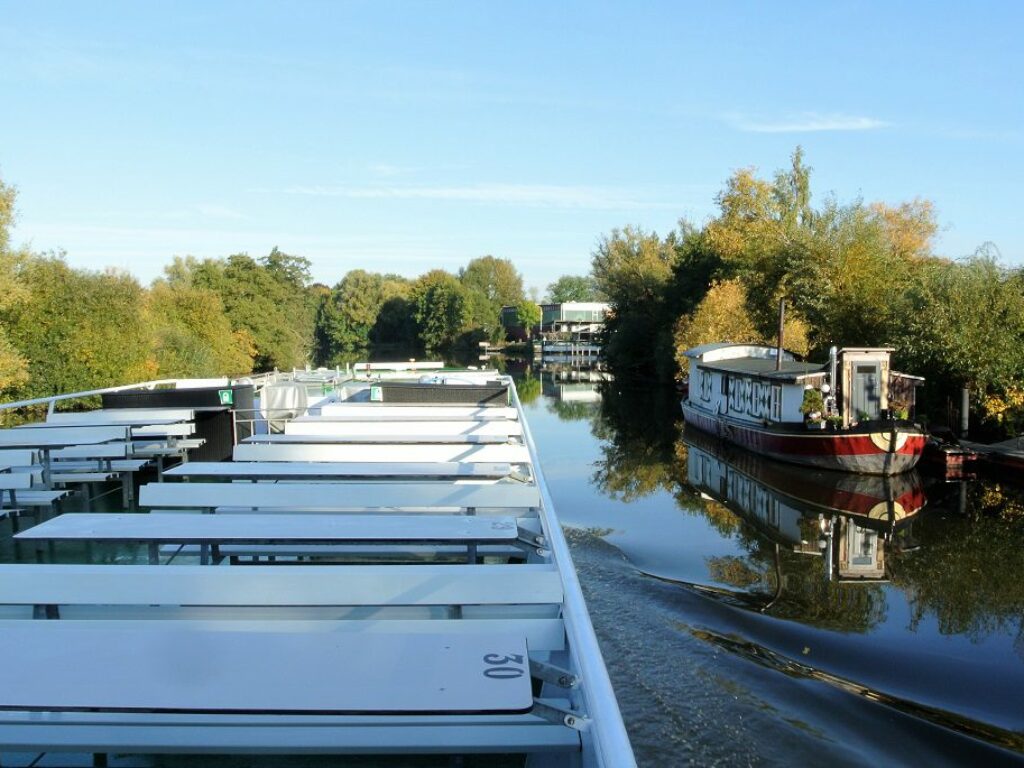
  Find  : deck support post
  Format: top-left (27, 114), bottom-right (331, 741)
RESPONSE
top-left (960, 386), bottom-right (970, 437)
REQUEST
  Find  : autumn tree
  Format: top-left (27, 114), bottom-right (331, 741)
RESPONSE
top-left (459, 256), bottom-right (525, 308)
top-left (0, 175), bottom-right (29, 395)
top-left (372, 276), bottom-right (416, 347)
top-left (171, 249), bottom-right (315, 371)
top-left (673, 279), bottom-right (810, 373)
top-left (702, 147), bottom-right (816, 336)
top-left (3, 256), bottom-right (153, 397)
top-left (145, 280), bottom-right (254, 378)
top-left (672, 279), bottom-right (759, 357)
top-left (323, 270), bottom-right (390, 351)
top-left (786, 200), bottom-right (916, 350)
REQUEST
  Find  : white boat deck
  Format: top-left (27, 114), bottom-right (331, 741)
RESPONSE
top-left (0, 370), bottom-right (635, 766)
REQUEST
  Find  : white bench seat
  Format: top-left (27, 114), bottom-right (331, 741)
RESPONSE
top-left (0, 449), bottom-right (38, 465)
top-left (17, 512), bottom-right (524, 546)
top-left (140, 481), bottom-right (541, 511)
top-left (52, 442), bottom-right (131, 459)
top-left (284, 420), bottom-right (523, 437)
top-left (131, 423), bottom-right (195, 437)
top-left (318, 405), bottom-right (518, 420)
top-left (0, 489), bottom-right (70, 507)
top-left (0, 615), bottom-right (565, 650)
top-left (163, 461), bottom-right (515, 480)
top-left (0, 472), bottom-right (34, 490)
top-left (54, 459), bottom-right (150, 472)
top-left (133, 438), bottom-right (205, 455)
top-left (50, 471), bottom-right (119, 484)
top-left (0, 624), bottom-right (533, 715)
top-left (0, 714), bottom-right (580, 755)
top-left (0, 563), bottom-right (562, 607)
top-left (246, 433), bottom-right (512, 445)
top-left (0, 425), bottom-right (130, 448)
top-left (47, 409), bottom-right (196, 425)
top-left (233, 443), bottom-right (531, 464)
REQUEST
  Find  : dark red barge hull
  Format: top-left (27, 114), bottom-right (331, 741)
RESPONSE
top-left (682, 403), bottom-right (926, 475)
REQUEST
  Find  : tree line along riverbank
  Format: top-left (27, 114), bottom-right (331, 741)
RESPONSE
top-left (3, 149), bottom-right (1022, 436)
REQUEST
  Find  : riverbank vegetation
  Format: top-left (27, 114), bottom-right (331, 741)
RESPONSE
top-left (591, 149), bottom-right (1024, 434)
top-left (0, 171), bottom-right (535, 403)
top-left (3, 148), bottom-right (1022, 433)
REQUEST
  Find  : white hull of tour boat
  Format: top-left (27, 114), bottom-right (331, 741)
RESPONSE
top-left (0, 366), bottom-right (635, 767)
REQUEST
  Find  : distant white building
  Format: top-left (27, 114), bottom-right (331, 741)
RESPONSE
top-left (539, 302), bottom-right (609, 340)
top-left (500, 301), bottom-right (610, 342)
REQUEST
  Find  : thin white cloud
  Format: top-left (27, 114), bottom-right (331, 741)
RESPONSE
top-left (729, 112), bottom-right (889, 133)
top-left (283, 183), bottom-right (680, 211)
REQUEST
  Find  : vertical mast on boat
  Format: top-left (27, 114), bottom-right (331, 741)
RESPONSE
top-left (776, 298), bottom-right (785, 371)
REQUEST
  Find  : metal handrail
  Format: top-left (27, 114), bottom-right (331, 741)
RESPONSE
top-left (0, 369), bottom-right (352, 417)
top-left (509, 379), bottom-right (637, 767)
top-left (0, 379), bottom-right (192, 415)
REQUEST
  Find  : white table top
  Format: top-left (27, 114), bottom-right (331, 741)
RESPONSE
top-left (139, 480), bottom-right (542, 510)
top-left (0, 625), bottom-right (532, 714)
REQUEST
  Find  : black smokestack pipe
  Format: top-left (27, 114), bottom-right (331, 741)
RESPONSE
top-left (776, 298), bottom-right (785, 371)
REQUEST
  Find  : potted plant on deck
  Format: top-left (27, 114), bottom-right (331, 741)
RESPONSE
top-left (800, 388), bottom-right (826, 429)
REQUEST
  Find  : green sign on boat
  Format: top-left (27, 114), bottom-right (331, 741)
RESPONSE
top-left (217, 389), bottom-right (234, 406)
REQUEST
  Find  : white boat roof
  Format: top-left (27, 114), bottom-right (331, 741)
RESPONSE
top-left (681, 342), bottom-right (798, 362)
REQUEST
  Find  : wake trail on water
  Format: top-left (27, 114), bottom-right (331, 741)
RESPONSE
top-left (566, 527), bottom-right (1024, 767)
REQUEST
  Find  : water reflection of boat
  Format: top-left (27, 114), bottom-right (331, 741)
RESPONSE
top-left (683, 427), bottom-right (926, 582)
top-left (540, 367), bottom-right (611, 404)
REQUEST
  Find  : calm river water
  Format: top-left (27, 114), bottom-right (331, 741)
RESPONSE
top-left (2, 366), bottom-right (1022, 768)
top-left (521, 369), bottom-right (1024, 767)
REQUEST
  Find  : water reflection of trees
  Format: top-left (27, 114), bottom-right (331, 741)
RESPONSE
top-left (546, 399), bottom-right (598, 422)
top-left (889, 482), bottom-right (1024, 650)
top-left (590, 383), bottom-right (1024, 642)
top-left (515, 373), bottom-right (542, 405)
top-left (590, 383), bottom-right (691, 503)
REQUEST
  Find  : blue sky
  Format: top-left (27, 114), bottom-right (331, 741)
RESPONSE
top-left (1, 1), bottom-right (1021, 295)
